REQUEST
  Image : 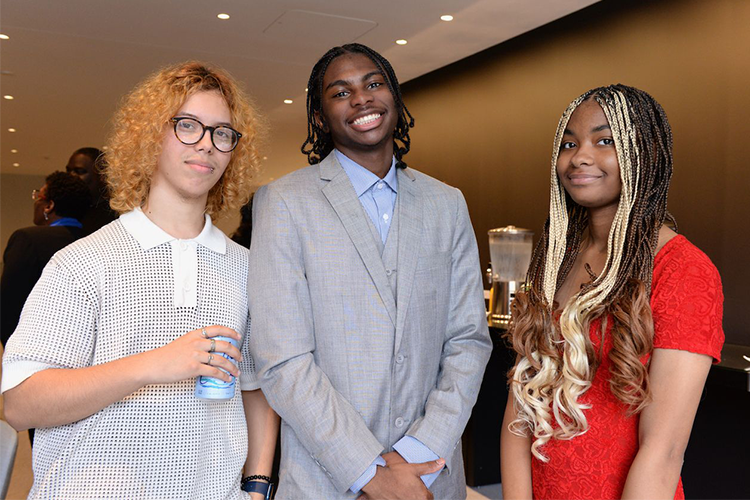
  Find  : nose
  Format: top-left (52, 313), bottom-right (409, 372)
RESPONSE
top-left (194, 130), bottom-right (214, 153)
top-left (570, 143), bottom-right (593, 168)
top-left (350, 88), bottom-right (373, 107)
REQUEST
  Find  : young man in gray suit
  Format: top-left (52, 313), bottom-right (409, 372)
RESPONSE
top-left (248, 44), bottom-right (492, 500)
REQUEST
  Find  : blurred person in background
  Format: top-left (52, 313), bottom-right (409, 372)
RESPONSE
top-left (65, 147), bottom-right (117, 234)
top-left (1, 170), bottom-right (90, 348)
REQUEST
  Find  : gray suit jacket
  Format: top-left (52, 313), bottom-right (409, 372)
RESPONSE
top-left (248, 153), bottom-right (491, 499)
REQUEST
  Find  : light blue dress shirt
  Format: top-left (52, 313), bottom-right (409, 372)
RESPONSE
top-left (335, 149), bottom-right (397, 244)
top-left (336, 149), bottom-right (444, 493)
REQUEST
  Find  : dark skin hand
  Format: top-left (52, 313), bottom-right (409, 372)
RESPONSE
top-left (357, 452), bottom-right (444, 500)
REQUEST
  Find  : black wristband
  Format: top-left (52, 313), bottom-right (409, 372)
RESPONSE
top-left (241, 478), bottom-right (274, 499)
top-left (242, 475), bottom-right (272, 484)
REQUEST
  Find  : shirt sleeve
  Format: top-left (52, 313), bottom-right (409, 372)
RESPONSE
top-left (1, 255), bottom-right (98, 391)
top-left (651, 241), bottom-right (724, 363)
top-left (393, 436), bottom-right (444, 487)
top-left (349, 456), bottom-right (386, 493)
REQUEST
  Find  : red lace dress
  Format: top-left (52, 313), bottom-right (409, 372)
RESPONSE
top-left (531, 235), bottom-right (724, 499)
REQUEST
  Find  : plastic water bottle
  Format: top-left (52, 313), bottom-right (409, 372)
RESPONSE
top-left (195, 336), bottom-right (239, 400)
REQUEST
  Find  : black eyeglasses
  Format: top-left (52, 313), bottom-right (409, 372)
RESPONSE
top-left (170, 117), bottom-right (242, 153)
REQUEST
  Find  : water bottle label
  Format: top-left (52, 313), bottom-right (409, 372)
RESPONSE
top-left (195, 335), bottom-right (239, 400)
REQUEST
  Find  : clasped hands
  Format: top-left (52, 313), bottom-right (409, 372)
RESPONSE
top-left (358, 451), bottom-right (445, 500)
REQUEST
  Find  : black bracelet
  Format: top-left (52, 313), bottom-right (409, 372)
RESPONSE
top-left (242, 475), bottom-right (271, 485)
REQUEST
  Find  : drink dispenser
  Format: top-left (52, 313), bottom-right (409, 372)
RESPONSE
top-left (487, 226), bottom-right (533, 329)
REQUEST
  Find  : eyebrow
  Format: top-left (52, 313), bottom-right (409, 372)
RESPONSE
top-left (562, 124), bottom-right (611, 135)
top-left (175, 112), bottom-right (232, 128)
top-left (325, 71), bottom-right (384, 91)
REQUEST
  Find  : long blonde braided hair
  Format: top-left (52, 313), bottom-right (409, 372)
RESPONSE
top-left (507, 85), bottom-right (675, 461)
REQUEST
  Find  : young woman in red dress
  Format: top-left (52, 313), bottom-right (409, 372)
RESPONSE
top-left (500, 85), bottom-right (724, 499)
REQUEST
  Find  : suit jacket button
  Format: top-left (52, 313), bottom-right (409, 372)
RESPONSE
top-left (395, 417), bottom-right (404, 428)
top-left (396, 354), bottom-right (405, 364)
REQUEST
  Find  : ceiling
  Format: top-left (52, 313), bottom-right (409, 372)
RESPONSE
top-left (0, 0), bottom-right (599, 183)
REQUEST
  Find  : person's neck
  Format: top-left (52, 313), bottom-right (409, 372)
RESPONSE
top-left (585, 205), bottom-right (617, 252)
top-left (44, 213), bottom-right (62, 226)
top-left (337, 145), bottom-right (393, 179)
top-left (142, 192), bottom-right (207, 240)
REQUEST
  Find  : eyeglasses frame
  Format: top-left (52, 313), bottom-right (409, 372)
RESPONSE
top-left (31, 189), bottom-right (48, 202)
top-left (169, 117), bottom-right (242, 153)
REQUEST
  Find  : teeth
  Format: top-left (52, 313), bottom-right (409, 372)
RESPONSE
top-left (353, 113), bottom-right (381, 126)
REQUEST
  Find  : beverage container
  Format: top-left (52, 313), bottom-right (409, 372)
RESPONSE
top-left (487, 226), bottom-right (534, 329)
top-left (195, 335), bottom-right (240, 400)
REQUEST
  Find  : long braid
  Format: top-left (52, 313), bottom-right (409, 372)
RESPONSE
top-left (507, 85), bottom-right (675, 461)
top-left (301, 43), bottom-right (415, 166)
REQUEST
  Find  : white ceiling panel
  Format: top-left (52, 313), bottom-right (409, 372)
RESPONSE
top-left (0, 0), bottom-right (600, 179)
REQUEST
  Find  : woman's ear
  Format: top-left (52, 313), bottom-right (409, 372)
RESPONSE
top-left (45, 199), bottom-right (55, 215)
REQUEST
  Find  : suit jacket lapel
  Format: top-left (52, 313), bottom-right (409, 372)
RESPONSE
top-left (394, 167), bottom-right (423, 354)
top-left (320, 153), bottom-right (397, 326)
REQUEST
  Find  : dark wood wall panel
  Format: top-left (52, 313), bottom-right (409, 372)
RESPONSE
top-left (401, 0), bottom-right (750, 345)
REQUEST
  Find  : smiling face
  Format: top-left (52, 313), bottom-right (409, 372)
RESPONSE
top-left (318, 53), bottom-right (398, 161)
top-left (556, 98), bottom-right (622, 210)
top-left (151, 90), bottom-right (233, 207)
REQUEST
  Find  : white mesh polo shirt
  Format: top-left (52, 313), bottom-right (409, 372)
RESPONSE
top-left (2, 209), bottom-right (257, 499)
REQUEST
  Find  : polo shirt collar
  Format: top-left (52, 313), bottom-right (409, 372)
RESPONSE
top-left (120, 207), bottom-right (226, 254)
top-left (335, 149), bottom-right (398, 197)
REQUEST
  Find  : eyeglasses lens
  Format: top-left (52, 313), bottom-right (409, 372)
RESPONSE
top-left (174, 118), bottom-right (238, 153)
top-left (212, 127), bottom-right (238, 152)
top-left (175, 118), bottom-right (203, 143)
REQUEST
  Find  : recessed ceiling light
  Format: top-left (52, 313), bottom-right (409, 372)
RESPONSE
top-left (284, 99), bottom-right (293, 104)
top-left (11, 149), bottom-right (18, 153)
top-left (217, 13), bottom-right (230, 20)
top-left (305, 88), bottom-right (308, 92)
top-left (13, 162), bottom-right (20, 167)
top-left (395, 39), bottom-right (408, 45)
top-left (440, 15), bottom-right (454, 22)
top-left (3, 95), bottom-right (14, 100)
top-left (8, 128), bottom-right (16, 132)
top-left (0, 34), bottom-right (8, 40)
top-left (263, 156), bottom-right (268, 160)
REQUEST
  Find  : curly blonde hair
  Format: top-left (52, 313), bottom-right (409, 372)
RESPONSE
top-left (105, 61), bottom-right (265, 218)
top-left (507, 85), bottom-right (675, 461)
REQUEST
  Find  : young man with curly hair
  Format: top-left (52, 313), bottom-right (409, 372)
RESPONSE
top-left (2, 61), bottom-right (278, 500)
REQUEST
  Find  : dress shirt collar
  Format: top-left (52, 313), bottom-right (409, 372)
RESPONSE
top-left (120, 207), bottom-right (226, 254)
top-left (49, 217), bottom-right (83, 228)
top-left (335, 149), bottom-right (398, 197)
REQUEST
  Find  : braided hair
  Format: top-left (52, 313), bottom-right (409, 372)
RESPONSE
top-left (301, 43), bottom-right (415, 166)
top-left (507, 85), bottom-right (676, 461)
